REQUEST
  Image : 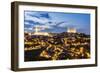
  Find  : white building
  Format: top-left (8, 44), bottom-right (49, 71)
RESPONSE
top-left (67, 28), bottom-right (77, 33)
top-left (33, 25), bottom-right (50, 36)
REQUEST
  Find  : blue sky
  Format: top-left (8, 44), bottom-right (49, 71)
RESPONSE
top-left (24, 10), bottom-right (90, 34)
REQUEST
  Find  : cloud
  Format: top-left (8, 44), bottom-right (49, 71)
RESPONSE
top-left (24, 21), bottom-right (32, 25)
top-left (24, 27), bottom-right (33, 32)
top-left (25, 15), bottom-right (48, 24)
top-left (24, 11), bottom-right (58, 31)
top-left (25, 12), bottom-right (50, 25)
top-left (24, 11), bottom-right (79, 32)
top-left (24, 21), bottom-right (30, 25)
top-left (57, 21), bottom-right (81, 29)
top-left (57, 22), bottom-right (68, 27)
top-left (39, 12), bottom-right (50, 19)
top-left (25, 11), bottom-right (50, 18)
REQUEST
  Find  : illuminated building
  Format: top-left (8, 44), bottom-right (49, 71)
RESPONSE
top-left (33, 25), bottom-right (50, 36)
top-left (67, 28), bottom-right (77, 33)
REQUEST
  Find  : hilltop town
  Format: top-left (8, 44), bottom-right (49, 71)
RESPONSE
top-left (24, 29), bottom-right (90, 61)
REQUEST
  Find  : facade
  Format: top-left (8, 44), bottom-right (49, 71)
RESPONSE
top-left (67, 28), bottom-right (77, 33)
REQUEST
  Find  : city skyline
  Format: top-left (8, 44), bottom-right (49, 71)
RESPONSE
top-left (24, 11), bottom-right (90, 35)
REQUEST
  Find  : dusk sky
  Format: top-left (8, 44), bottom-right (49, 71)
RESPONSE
top-left (24, 10), bottom-right (90, 35)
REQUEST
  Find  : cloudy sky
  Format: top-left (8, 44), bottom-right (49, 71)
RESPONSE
top-left (24, 10), bottom-right (90, 34)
